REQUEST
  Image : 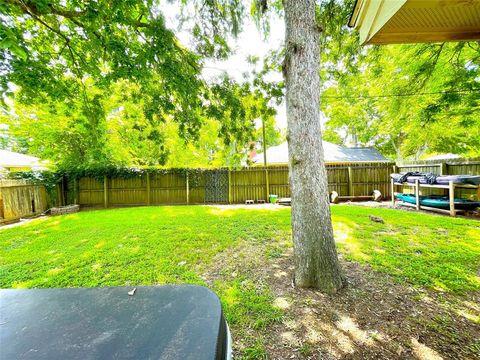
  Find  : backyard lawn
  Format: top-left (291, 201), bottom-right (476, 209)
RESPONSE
top-left (1, 205), bottom-right (479, 359)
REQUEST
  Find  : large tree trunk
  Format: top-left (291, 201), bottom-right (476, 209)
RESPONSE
top-left (284, 0), bottom-right (343, 293)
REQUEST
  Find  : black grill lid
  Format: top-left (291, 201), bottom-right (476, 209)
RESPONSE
top-left (0, 285), bottom-right (228, 360)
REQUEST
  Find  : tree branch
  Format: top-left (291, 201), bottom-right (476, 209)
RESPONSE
top-left (5, 0), bottom-right (86, 18)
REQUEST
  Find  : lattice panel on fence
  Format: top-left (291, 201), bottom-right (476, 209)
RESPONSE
top-left (204, 170), bottom-right (229, 203)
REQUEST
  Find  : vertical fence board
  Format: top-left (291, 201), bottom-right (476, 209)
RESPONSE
top-left (268, 167), bottom-right (290, 198)
top-left (150, 173), bottom-right (187, 204)
top-left (189, 172), bottom-right (206, 204)
top-left (78, 177), bottom-right (104, 206)
top-left (109, 176), bottom-right (147, 205)
top-left (0, 180), bottom-right (48, 222)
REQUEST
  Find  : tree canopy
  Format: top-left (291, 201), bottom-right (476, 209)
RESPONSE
top-left (1, 0), bottom-right (281, 169)
top-left (2, 0), bottom-right (479, 167)
top-left (1, 78), bottom-right (282, 169)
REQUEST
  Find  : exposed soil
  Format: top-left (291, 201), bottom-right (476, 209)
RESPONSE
top-left (203, 239), bottom-right (480, 359)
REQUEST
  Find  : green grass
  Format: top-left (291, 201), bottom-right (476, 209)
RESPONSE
top-left (0, 206), bottom-right (289, 288)
top-left (0, 205), bottom-right (288, 359)
top-left (0, 204), bottom-right (479, 295)
top-left (1, 204), bottom-right (479, 358)
top-left (331, 206), bottom-right (480, 293)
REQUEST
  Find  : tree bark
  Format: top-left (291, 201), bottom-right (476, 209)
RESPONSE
top-left (284, 0), bottom-right (343, 293)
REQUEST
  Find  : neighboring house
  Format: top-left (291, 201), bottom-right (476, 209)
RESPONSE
top-left (0, 149), bottom-right (49, 172)
top-left (251, 141), bottom-right (388, 165)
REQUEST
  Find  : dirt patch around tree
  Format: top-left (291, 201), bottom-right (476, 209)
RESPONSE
top-left (203, 238), bottom-right (480, 359)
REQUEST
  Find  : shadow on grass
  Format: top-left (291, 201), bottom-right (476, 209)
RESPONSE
top-left (332, 205), bottom-right (480, 293)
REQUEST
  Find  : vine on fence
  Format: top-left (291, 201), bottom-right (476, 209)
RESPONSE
top-left (8, 170), bottom-right (60, 190)
top-left (7, 166), bottom-right (221, 188)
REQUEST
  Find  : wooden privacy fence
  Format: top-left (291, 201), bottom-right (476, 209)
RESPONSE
top-left (229, 163), bottom-right (394, 203)
top-left (75, 173), bottom-right (206, 206)
top-left (67, 162), bottom-right (395, 208)
top-left (0, 180), bottom-right (48, 223)
top-left (5, 159), bottom-right (478, 213)
top-left (396, 158), bottom-right (480, 176)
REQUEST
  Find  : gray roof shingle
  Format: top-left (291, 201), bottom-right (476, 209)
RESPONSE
top-left (253, 141), bottom-right (388, 164)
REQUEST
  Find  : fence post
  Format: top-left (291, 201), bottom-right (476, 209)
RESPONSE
top-left (186, 171), bottom-right (190, 204)
top-left (103, 175), bottom-right (108, 208)
top-left (439, 162), bottom-right (447, 175)
top-left (347, 167), bottom-right (353, 196)
top-left (265, 168), bottom-right (270, 201)
top-left (61, 177), bottom-right (66, 206)
top-left (73, 178), bottom-right (78, 205)
top-left (228, 170), bottom-right (232, 204)
top-left (56, 181), bottom-right (62, 207)
top-left (56, 178), bottom-right (65, 206)
top-left (146, 172), bottom-right (151, 205)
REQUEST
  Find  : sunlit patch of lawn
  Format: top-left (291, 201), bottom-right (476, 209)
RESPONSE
top-left (1, 204), bottom-right (479, 358)
top-left (0, 206), bottom-right (290, 289)
top-left (332, 205), bottom-right (480, 293)
top-left (0, 204), bottom-right (478, 295)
